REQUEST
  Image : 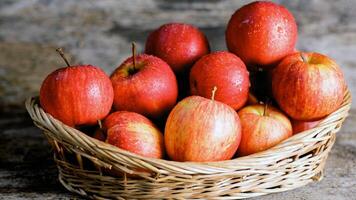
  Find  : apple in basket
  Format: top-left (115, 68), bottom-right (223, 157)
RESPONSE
top-left (292, 119), bottom-right (322, 134)
top-left (105, 111), bottom-right (165, 159)
top-left (272, 52), bottom-right (345, 121)
top-left (40, 48), bottom-right (113, 127)
top-left (237, 104), bottom-right (292, 156)
top-left (145, 23), bottom-right (210, 74)
top-left (145, 23), bottom-right (210, 99)
top-left (165, 87), bottom-right (241, 162)
top-left (190, 51), bottom-right (250, 110)
top-left (226, 1), bottom-right (297, 67)
top-left (111, 43), bottom-right (178, 119)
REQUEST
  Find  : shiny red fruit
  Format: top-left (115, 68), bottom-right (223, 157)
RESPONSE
top-left (145, 23), bottom-right (210, 73)
top-left (238, 104), bottom-right (292, 156)
top-left (165, 95), bottom-right (241, 162)
top-left (106, 111), bottom-right (164, 159)
top-left (190, 51), bottom-right (250, 110)
top-left (111, 54), bottom-right (178, 119)
top-left (272, 52), bottom-right (345, 121)
top-left (40, 65), bottom-right (113, 127)
top-left (226, 1), bottom-right (297, 67)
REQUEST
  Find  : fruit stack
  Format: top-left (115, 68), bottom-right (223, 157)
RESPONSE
top-left (27, 1), bottom-right (350, 198)
top-left (39, 1), bottom-right (345, 162)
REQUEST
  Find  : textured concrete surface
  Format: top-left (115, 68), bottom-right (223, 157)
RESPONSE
top-left (0, 0), bottom-right (355, 199)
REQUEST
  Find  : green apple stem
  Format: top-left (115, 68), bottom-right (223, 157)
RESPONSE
top-left (56, 48), bottom-right (71, 67)
top-left (300, 52), bottom-right (308, 63)
top-left (132, 42), bottom-right (136, 70)
top-left (211, 86), bottom-right (217, 101)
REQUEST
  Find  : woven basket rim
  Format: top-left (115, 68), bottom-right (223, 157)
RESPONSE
top-left (25, 89), bottom-right (352, 169)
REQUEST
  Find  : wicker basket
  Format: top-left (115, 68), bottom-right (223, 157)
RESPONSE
top-left (25, 89), bottom-right (351, 199)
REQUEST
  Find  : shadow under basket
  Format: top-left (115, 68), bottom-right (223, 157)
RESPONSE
top-left (25, 89), bottom-right (352, 199)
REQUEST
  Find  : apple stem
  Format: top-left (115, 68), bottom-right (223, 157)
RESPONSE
top-left (132, 42), bottom-right (136, 70)
top-left (211, 86), bottom-right (217, 101)
top-left (263, 98), bottom-right (271, 116)
top-left (300, 53), bottom-right (308, 63)
top-left (263, 103), bottom-right (268, 116)
top-left (56, 48), bottom-right (71, 67)
top-left (98, 120), bottom-right (102, 129)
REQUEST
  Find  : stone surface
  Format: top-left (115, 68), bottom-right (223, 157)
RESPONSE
top-left (0, 0), bottom-right (355, 199)
top-left (0, 43), bottom-right (77, 110)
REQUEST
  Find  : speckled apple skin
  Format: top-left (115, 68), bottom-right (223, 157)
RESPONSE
top-left (190, 51), bottom-right (250, 110)
top-left (40, 65), bottom-right (114, 127)
top-left (226, 1), bottom-right (297, 67)
top-left (237, 104), bottom-right (292, 156)
top-left (272, 52), bottom-right (345, 121)
top-left (145, 23), bottom-right (210, 73)
top-left (106, 111), bottom-right (164, 159)
top-left (165, 96), bottom-right (241, 162)
top-left (111, 54), bottom-right (178, 119)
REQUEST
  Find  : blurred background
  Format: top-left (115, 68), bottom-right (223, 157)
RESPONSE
top-left (0, 0), bottom-right (355, 199)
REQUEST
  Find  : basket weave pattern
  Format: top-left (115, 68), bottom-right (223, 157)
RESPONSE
top-left (25, 90), bottom-right (351, 199)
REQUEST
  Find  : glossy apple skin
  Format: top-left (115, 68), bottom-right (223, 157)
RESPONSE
top-left (145, 23), bottom-right (210, 73)
top-left (111, 54), bottom-right (178, 119)
top-left (272, 52), bottom-right (345, 121)
top-left (40, 65), bottom-right (113, 127)
top-left (237, 104), bottom-right (292, 156)
top-left (292, 119), bottom-right (321, 134)
top-left (190, 51), bottom-right (250, 110)
top-left (165, 96), bottom-right (241, 162)
top-left (106, 111), bottom-right (164, 159)
top-left (226, 1), bottom-right (297, 67)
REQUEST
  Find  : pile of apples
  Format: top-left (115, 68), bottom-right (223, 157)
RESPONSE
top-left (39, 1), bottom-right (345, 162)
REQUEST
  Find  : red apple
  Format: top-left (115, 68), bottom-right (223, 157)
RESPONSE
top-left (292, 119), bottom-right (322, 134)
top-left (237, 104), bottom-right (292, 156)
top-left (272, 52), bottom-right (345, 121)
top-left (111, 54), bottom-right (178, 119)
top-left (226, 1), bottom-right (297, 67)
top-left (190, 51), bottom-right (249, 110)
top-left (40, 65), bottom-right (113, 127)
top-left (165, 90), bottom-right (241, 162)
top-left (145, 23), bottom-right (210, 73)
top-left (106, 111), bottom-right (164, 159)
